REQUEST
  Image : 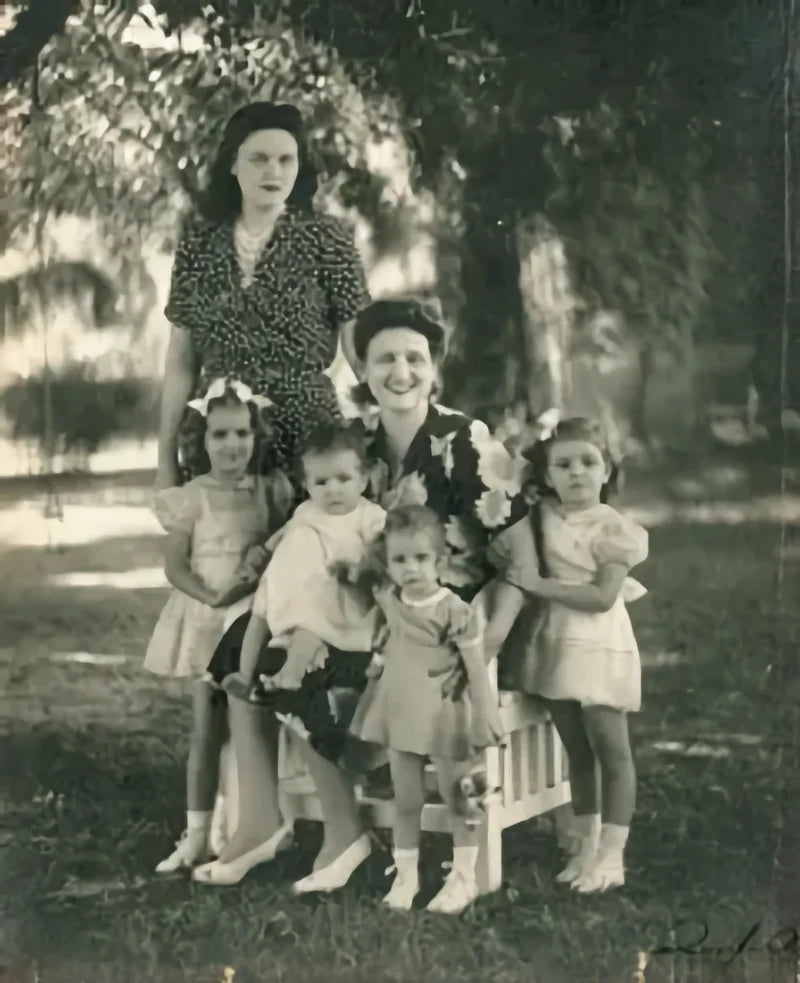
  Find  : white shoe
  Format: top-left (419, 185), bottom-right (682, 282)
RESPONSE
top-left (573, 849), bottom-right (625, 893)
top-left (426, 867), bottom-right (479, 915)
top-left (191, 824), bottom-right (294, 886)
top-left (382, 864), bottom-right (420, 911)
top-left (291, 834), bottom-right (372, 894)
top-left (155, 830), bottom-right (210, 874)
top-left (556, 851), bottom-right (592, 884)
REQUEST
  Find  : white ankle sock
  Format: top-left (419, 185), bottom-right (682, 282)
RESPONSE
top-left (600, 823), bottom-right (629, 851)
top-left (451, 845), bottom-right (479, 877)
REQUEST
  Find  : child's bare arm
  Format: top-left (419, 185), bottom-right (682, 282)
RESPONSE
top-left (506, 563), bottom-right (629, 613)
top-left (483, 581), bottom-right (526, 662)
top-left (164, 532), bottom-right (215, 605)
top-left (240, 613), bottom-right (270, 682)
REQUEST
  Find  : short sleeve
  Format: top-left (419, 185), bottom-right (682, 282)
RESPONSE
top-left (591, 515), bottom-right (649, 570)
top-left (445, 592), bottom-right (484, 651)
top-left (360, 501), bottom-right (387, 544)
top-left (316, 216), bottom-right (370, 329)
top-left (164, 218), bottom-right (204, 330)
top-left (152, 484), bottom-right (202, 535)
top-left (449, 420), bottom-right (529, 534)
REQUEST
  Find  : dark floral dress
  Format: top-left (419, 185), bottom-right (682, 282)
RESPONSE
top-left (165, 206), bottom-right (370, 477)
top-left (211, 402), bottom-right (531, 769)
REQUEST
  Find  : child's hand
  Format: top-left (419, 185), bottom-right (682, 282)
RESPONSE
top-left (470, 700), bottom-right (504, 750)
top-left (210, 579), bottom-right (258, 609)
top-left (365, 654), bottom-right (385, 679)
top-left (429, 655), bottom-right (469, 701)
top-left (327, 559), bottom-right (354, 583)
top-left (243, 544), bottom-right (269, 573)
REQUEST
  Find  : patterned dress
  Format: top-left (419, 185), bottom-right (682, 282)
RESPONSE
top-left (165, 206), bottom-right (370, 476)
top-left (213, 402), bottom-right (531, 769)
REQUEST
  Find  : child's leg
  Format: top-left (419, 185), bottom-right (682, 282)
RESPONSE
top-left (268, 629), bottom-right (328, 690)
top-left (574, 706), bottom-right (635, 893)
top-left (426, 757), bottom-right (480, 914)
top-left (156, 681), bottom-right (226, 873)
top-left (383, 749), bottom-right (425, 910)
top-left (546, 699), bottom-right (602, 882)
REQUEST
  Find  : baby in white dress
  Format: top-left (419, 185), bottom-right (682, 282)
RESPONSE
top-left (237, 421), bottom-right (386, 690)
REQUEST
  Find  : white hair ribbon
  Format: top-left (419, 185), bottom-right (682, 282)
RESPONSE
top-left (187, 377), bottom-right (274, 417)
top-left (535, 407), bottom-right (561, 441)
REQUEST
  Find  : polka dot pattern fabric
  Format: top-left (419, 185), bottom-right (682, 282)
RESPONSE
top-left (165, 207), bottom-right (370, 473)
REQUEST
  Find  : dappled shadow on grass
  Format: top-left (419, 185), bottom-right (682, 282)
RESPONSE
top-left (0, 506), bottom-right (796, 980)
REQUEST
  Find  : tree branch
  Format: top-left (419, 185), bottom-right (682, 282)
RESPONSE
top-left (0, 0), bottom-right (80, 89)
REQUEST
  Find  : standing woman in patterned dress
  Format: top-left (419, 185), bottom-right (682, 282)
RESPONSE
top-left (155, 101), bottom-right (370, 492)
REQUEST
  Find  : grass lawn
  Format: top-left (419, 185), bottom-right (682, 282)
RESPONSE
top-left (0, 445), bottom-right (797, 983)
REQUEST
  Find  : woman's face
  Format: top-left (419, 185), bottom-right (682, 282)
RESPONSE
top-left (231, 128), bottom-right (300, 211)
top-left (204, 402), bottom-right (254, 480)
top-left (362, 328), bottom-right (437, 412)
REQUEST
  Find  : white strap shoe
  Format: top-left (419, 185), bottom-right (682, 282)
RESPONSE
top-left (382, 863), bottom-right (420, 911)
top-left (572, 850), bottom-right (625, 893)
top-left (291, 834), bottom-right (372, 894)
top-left (426, 866), bottom-right (479, 915)
top-left (191, 824), bottom-right (294, 886)
top-left (155, 830), bottom-right (211, 874)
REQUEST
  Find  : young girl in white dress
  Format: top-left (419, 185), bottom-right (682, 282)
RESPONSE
top-left (145, 377), bottom-right (290, 873)
top-left (492, 415), bottom-right (648, 894)
top-left (349, 504), bottom-right (503, 915)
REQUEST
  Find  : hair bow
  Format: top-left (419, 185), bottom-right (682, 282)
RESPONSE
top-left (187, 377), bottom-right (274, 417)
top-left (535, 407), bottom-right (560, 441)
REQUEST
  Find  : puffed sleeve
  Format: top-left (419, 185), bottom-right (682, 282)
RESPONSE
top-left (316, 216), bottom-right (371, 330)
top-left (164, 218), bottom-right (204, 330)
top-left (152, 484), bottom-right (202, 535)
top-left (448, 419), bottom-right (529, 536)
top-left (591, 513), bottom-right (649, 570)
top-left (445, 592), bottom-right (484, 653)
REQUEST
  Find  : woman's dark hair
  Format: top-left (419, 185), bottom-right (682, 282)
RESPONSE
top-left (179, 382), bottom-right (278, 477)
top-left (522, 416), bottom-right (620, 505)
top-left (199, 102), bottom-right (319, 222)
top-left (350, 297), bottom-right (447, 406)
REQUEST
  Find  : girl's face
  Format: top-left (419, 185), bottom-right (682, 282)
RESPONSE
top-left (205, 403), bottom-right (254, 481)
top-left (231, 128), bottom-right (299, 211)
top-left (362, 328), bottom-right (436, 412)
top-left (385, 528), bottom-right (440, 599)
top-left (303, 448), bottom-right (367, 516)
top-left (545, 438), bottom-right (610, 510)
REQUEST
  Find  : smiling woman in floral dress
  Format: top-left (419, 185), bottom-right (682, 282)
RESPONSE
top-left (155, 101), bottom-right (369, 491)
top-left (193, 298), bottom-right (534, 911)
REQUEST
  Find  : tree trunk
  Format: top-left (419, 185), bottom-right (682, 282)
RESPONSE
top-left (516, 213), bottom-right (575, 415)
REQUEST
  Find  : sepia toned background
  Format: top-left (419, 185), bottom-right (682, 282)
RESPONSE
top-left (0, 1), bottom-right (798, 981)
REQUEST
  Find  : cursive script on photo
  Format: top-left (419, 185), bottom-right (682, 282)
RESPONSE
top-left (642, 919), bottom-right (797, 966)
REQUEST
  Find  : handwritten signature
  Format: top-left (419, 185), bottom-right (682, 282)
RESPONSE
top-left (636, 919), bottom-right (797, 971)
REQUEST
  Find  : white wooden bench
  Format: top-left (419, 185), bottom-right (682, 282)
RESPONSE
top-left (273, 671), bottom-right (572, 896)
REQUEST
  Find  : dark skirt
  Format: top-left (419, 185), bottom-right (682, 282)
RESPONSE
top-left (206, 613), bottom-right (380, 774)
